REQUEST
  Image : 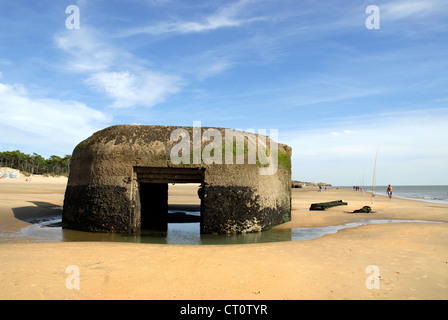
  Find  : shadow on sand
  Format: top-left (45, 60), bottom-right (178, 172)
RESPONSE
top-left (12, 201), bottom-right (62, 226)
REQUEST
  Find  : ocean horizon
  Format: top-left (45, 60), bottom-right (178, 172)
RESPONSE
top-left (337, 185), bottom-right (448, 205)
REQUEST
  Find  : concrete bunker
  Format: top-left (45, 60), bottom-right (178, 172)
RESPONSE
top-left (62, 125), bottom-right (292, 234)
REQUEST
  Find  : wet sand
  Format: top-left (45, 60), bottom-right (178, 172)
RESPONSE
top-left (0, 177), bottom-right (447, 300)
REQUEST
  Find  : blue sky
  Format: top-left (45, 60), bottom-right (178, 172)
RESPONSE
top-left (0, 0), bottom-right (447, 186)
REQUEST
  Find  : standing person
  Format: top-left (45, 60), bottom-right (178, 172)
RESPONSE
top-left (387, 184), bottom-right (393, 200)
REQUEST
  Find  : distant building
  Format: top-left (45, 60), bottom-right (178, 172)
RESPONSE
top-left (0, 167), bottom-right (20, 179)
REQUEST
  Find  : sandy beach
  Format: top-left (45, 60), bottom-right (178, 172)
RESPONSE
top-left (0, 177), bottom-right (447, 300)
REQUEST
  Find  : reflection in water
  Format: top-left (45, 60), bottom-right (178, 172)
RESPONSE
top-left (4, 211), bottom-right (446, 245)
top-left (10, 216), bottom-right (293, 245)
top-left (62, 221), bottom-right (293, 245)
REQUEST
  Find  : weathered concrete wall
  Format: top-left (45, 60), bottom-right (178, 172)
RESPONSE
top-left (62, 125), bottom-right (291, 234)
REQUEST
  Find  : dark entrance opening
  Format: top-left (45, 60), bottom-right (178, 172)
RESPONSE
top-left (135, 167), bottom-right (204, 232)
top-left (139, 182), bottom-right (168, 231)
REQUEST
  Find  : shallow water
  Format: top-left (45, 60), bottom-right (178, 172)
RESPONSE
top-left (290, 219), bottom-right (446, 241)
top-left (3, 210), bottom-right (445, 245)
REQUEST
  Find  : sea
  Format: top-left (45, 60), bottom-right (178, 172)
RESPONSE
top-left (341, 185), bottom-right (448, 205)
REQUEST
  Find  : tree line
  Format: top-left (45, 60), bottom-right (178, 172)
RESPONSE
top-left (0, 150), bottom-right (71, 176)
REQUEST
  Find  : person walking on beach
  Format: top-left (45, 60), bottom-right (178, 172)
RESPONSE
top-left (387, 184), bottom-right (393, 200)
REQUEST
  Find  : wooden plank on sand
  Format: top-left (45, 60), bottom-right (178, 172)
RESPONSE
top-left (309, 200), bottom-right (348, 211)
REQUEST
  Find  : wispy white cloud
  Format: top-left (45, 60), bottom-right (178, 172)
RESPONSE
top-left (55, 27), bottom-right (117, 73)
top-left (382, 0), bottom-right (447, 20)
top-left (121, 0), bottom-right (264, 36)
top-left (85, 71), bottom-right (182, 109)
top-left (0, 81), bottom-right (111, 156)
top-left (55, 26), bottom-right (182, 109)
